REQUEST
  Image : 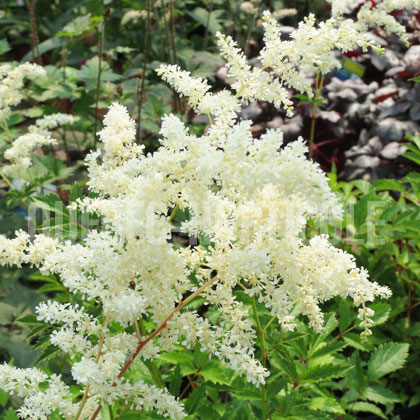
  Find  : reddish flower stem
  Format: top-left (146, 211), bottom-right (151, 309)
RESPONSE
top-left (89, 275), bottom-right (218, 420)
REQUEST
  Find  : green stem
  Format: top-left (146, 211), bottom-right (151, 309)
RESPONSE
top-left (0, 170), bottom-right (14, 190)
top-left (168, 203), bottom-right (179, 223)
top-left (107, 404), bottom-right (115, 420)
top-left (329, 324), bottom-right (357, 344)
top-left (1, 120), bottom-right (13, 142)
top-left (168, 0), bottom-right (181, 113)
top-left (136, 0), bottom-right (151, 143)
top-left (308, 72), bottom-right (325, 160)
top-left (251, 297), bottom-right (267, 420)
top-left (262, 316), bottom-right (276, 334)
top-left (161, 0), bottom-right (172, 63)
top-left (74, 385), bottom-right (91, 420)
top-left (93, 20), bottom-right (105, 149)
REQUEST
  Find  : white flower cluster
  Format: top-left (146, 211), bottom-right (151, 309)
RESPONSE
top-left (0, 63), bottom-right (46, 121)
top-left (0, 365), bottom-right (92, 420)
top-left (329, 0), bottom-right (419, 45)
top-left (29, 113), bottom-right (77, 137)
top-left (1, 1), bottom-right (415, 417)
top-left (3, 113), bottom-right (77, 174)
top-left (0, 102), bottom-right (391, 418)
top-left (159, 0), bottom-right (416, 124)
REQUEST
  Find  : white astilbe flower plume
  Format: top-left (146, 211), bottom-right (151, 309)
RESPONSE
top-left (158, 0), bottom-right (416, 122)
top-left (0, 97), bottom-right (391, 418)
top-left (328, 0), bottom-right (419, 45)
top-left (1, 2), bottom-right (416, 417)
top-left (0, 62), bottom-right (45, 121)
top-left (3, 113), bottom-right (77, 174)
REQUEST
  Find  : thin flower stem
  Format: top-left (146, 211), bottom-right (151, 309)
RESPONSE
top-left (251, 297), bottom-right (267, 420)
top-left (108, 404), bottom-right (115, 420)
top-left (308, 72), bottom-right (325, 160)
top-left (168, 0), bottom-right (181, 113)
top-left (262, 316), bottom-right (276, 334)
top-left (1, 121), bottom-right (13, 142)
top-left (90, 275), bottom-right (219, 420)
top-left (168, 203), bottom-right (179, 223)
top-left (161, 1), bottom-right (172, 63)
top-left (134, 317), bottom-right (142, 341)
top-left (136, 0), bottom-right (151, 143)
top-left (410, 300), bottom-right (420, 310)
top-left (25, 0), bottom-right (42, 65)
top-left (93, 20), bottom-right (105, 149)
top-left (168, 0), bottom-right (177, 66)
top-left (179, 381), bottom-right (191, 399)
top-left (0, 170), bottom-right (14, 190)
top-left (329, 324), bottom-right (357, 344)
top-left (74, 385), bottom-right (91, 420)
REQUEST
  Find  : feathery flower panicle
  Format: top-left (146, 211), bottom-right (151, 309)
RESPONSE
top-left (0, 63), bottom-right (45, 121)
top-left (3, 112), bottom-right (77, 174)
top-left (0, 93), bottom-right (391, 417)
top-left (3, 133), bottom-right (57, 174)
top-left (29, 113), bottom-right (77, 137)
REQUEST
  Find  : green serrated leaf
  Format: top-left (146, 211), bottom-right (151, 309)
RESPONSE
top-left (185, 8), bottom-right (224, 34)
top-left (347, 351), bottom-right (365, 390)
top-left (370, 303), bottom-right (391, 326)
top-left (34, 345), bottom-right (60, 364)
top-left (21, 37), bottom-right (62, 62)
top-left (69, 182), bottom-right (85, 203)
top-left (339, 299), bottom-right (353, 332)
top-left (38, 283), bottom-right (67, 293)
top-left (159, 352), bottom-right (196, 376)
top-left (311, 340), bottom-right (346, 361)
top-left (266, 377), bottom-right (288, 397)
top-left (78, 57), bottom-right (120, 87)
top-left (200, 359), bottom-right (231, 385)
top-left (300, 364), bottom-right (347, 382)
top-left (31, 192), bottom-right (68, 215)
top-left (343, 333), bottom-right (373, 352)
top-left (350, 402), bottom-right (387, 419)
top-left (1, 407), bottom-right (19, 420)
top-left (363, 384), bottom-right (400, 405)
top-left (367, 342), bottom-right (409, 381)
top-left (169, 364), bottom-right (182, 396)
top-left (307, 396), bottom-right (345, 414)
top-left (57, 14), bottom-right (93, 37)
top-left (373, 179), bottom-right (405, 193)
top-left (185, 384), bottom-right (206, 414)
top-left (0, 388), bottom-right (9, 406)
top-left (17, 314), bottom-right (43, 326)
top-left (0, 39), bottom-right (11, 55)
top-left (271, 347), bottom-right (298, 380)
top-left (27, 324), bottom-right (50, 339)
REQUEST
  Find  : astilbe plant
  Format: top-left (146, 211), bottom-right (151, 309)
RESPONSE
top-left (0, 0), bottom-right (418, 419)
